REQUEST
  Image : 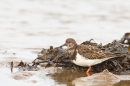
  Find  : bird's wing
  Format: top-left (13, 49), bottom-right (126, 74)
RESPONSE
top-left (77, 45), bottom-right (115, 59)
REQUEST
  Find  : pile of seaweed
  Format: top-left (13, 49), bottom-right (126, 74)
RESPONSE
top-left (15, 33), bottom-right (130, 74)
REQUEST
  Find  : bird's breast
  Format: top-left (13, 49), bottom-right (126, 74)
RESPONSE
top-left (72, 53), bottom-right (110, 67)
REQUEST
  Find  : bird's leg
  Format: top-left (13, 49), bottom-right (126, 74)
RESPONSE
top-left (86, 72), bottom-right (90, 76)
top-left (86, 66), bottom-right (91, 76)
top-left (87, 66), bottom-right (91, 72)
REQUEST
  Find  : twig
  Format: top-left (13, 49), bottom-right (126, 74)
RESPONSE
top-left (10, 61), bottom-right (13, 73)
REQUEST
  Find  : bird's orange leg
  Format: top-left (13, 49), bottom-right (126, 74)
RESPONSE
top-left (86, 66), bottom-right (91, 76)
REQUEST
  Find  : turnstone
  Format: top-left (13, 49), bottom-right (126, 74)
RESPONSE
top-left (119, 32), bottom-right (130, 45)
top-left (61, 38), bottom-right (116, 75)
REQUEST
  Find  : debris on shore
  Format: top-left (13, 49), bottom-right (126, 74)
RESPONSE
top-left (13, 32), bottom-right (130, 75)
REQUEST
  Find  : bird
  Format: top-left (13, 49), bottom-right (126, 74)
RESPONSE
top-left (119, 32), bottom-right (130, 45)
top-left (61, 38), bottom-right (117, 76)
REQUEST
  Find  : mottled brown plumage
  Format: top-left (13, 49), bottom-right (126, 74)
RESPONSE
top-left (63, 38), bottom-right (115, 60)
top-left (62, 38), bottom-right (117, 75)
top-left (119, 32), bottom-right (130, 45)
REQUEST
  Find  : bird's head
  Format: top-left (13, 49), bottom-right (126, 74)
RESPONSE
top-left (61, 38), bottom-right (77, 49)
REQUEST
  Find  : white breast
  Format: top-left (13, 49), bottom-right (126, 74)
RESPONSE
top-left (72, 53), bottom-right (111, 67)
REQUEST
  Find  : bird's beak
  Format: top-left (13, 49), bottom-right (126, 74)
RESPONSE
top-left (60, 43), bottom-right (66, 47)
top-left (60, 43), bottom-right (67, 49)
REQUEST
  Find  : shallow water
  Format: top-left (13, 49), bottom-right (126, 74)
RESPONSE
top-left (0, 0), bottom-right (130, 86)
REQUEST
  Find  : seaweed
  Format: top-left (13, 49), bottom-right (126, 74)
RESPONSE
top-left (13, 32), bottom-right (130, 74)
